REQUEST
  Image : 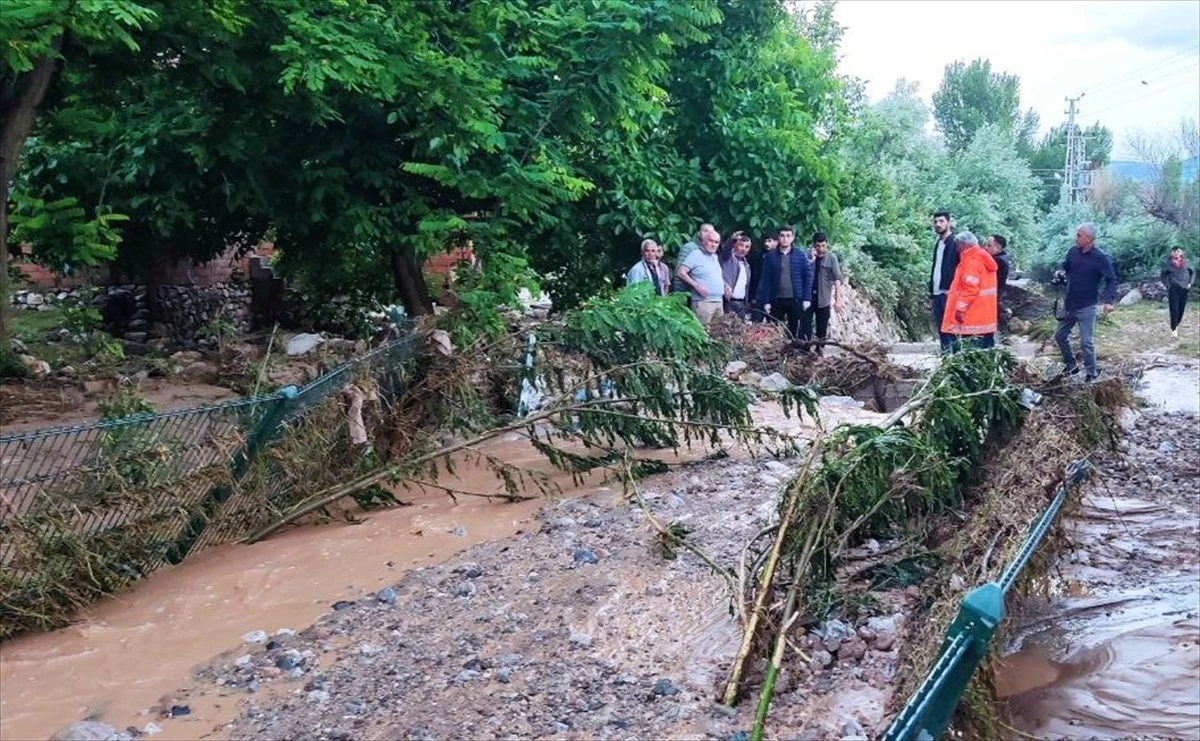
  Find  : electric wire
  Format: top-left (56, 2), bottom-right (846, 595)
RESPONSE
top-left (1077, 44), bottom-right (1200, 98)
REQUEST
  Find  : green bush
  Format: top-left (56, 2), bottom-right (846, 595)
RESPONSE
top-left (0, 347), bottom-right (29, 379)
top-left (1031, 199), bottom-right (1187, 283)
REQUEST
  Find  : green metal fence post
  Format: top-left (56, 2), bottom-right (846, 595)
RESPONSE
top-left (165, 385), bottom-right (300, 564)
top-left (882, 583), bottom-right (1005, 741)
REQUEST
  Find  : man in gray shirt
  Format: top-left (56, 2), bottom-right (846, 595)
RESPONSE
top-left (800, 232), bottom-right (843, 355)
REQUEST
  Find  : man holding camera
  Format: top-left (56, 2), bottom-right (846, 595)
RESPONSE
top-left (1053, 223), bottom-right (1117, 382)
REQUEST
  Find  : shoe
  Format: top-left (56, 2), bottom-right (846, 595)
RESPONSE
top-left (1085, 370), bottom-right (1102, 382)
top-left (1064, 364), bottom-right (1081, 377)
top-left (1172, 328), bottom-right (1179, 338)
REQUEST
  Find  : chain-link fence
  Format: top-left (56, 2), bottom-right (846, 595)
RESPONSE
top-left (0, 325), bottom-right (419, 639)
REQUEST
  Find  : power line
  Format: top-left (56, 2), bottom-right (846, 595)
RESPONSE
top-left (1087, 76), bottom-right (1200, 117)
top-left (1078, 44), bottom-right (1200, 97)
top-left (1083, 60), bottom-right (1200, 104)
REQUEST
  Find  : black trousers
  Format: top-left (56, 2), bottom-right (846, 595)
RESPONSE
top-left (800, 305), bottom-right (831, 351)
top-left (1169, 284), bottom-right (1189, 330)
top-left (768, 298), bottom-right (804, 341)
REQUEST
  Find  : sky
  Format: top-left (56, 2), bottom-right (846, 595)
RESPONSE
top-left (831, 0), bottom-right (1200, 161)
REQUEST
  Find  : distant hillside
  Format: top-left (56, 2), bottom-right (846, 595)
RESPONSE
top-left (1104, 156), bottom-right (1199, 183)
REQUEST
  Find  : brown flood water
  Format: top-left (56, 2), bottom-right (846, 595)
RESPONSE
top-left (0, 435), bottom-right (568, 741)
top-left (997, 480), bottom-right (1200, 738)
top-left (0, 398), bottom-right (845, 741)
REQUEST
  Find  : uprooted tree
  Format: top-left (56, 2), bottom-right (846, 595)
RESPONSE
top-left (721, 349), bottom-right (1027, 738)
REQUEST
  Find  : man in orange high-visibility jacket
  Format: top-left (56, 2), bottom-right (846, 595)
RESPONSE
top-left (940, 231), bottom-right (999, 351)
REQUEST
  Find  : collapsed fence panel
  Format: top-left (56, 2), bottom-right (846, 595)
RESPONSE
top-left (0, 324), bottom-right (418, 640)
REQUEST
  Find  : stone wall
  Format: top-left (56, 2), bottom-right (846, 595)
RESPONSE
top-left (826, 281), bottom-right (900, 346)
top-left (11, 284), bottom-right (251, 353)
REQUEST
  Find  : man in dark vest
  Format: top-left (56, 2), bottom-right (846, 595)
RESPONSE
top-left (929, 210), bottom-right (959, 354)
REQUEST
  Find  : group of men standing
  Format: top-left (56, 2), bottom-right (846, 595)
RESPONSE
top-left (928, 210), bottom-right (1014, 354)
top-left (626, 208), bottom-right (1177, 383)
top-left (626, 223), bottom-right (844, 354)
top-left (929, 210), bottom-right (1127, 383)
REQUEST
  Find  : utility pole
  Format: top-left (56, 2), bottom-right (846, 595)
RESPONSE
top-left (1061, 95), bottom-right (1089, 205)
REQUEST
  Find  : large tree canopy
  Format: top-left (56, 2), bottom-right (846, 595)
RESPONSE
top-left (932, 58), bottom-right (1038, 154)
top-left (1, 0), bottom-right (157, 343)
top-left (9, 0), bottom-right (845, 324)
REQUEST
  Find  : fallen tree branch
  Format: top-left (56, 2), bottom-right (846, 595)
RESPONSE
top-left (722, 435), bottom-right (823, 706)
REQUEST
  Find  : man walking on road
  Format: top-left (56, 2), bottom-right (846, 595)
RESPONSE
top-left (941, 231), bottom-right (999, 351)
top-left (1054, 222), bottom-right (1118, 382)
top-left (929, 211), bottom-right (959, 354)
top-left (756, 225), bottom-right (812, 345)
top-left (677, 227), bottom-right (725, 327)
top-left (800, 232), bottom-right (843, 355)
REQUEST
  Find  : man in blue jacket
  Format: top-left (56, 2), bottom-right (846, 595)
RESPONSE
top-left (756, 224), bottom-right (813, 345)
top-left (1054, 222), bottom-right (1118, 382)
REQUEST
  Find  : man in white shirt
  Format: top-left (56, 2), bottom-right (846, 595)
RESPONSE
top-left (721, 232), bottom-right (752, 320)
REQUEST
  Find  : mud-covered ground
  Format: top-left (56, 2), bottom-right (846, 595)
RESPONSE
top-left (191, 438), bottom-right (918, 741)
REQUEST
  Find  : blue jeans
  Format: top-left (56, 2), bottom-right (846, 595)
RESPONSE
top-left (1055, 305), bottom-right (1098, 375)
top-left (931, 294), bottom-right (953, 353)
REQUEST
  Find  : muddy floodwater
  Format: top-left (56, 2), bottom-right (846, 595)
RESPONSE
top-left (1, 399), bottom-right (871, 741)
top-left (998, 405), bottom-right (1200, 740)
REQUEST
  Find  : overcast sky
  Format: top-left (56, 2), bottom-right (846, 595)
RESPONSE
top-left (831, 0), bottom-right (1200, 161)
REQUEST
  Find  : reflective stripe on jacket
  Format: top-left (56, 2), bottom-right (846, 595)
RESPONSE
top-left (941, 245), bottom-right (999, 336)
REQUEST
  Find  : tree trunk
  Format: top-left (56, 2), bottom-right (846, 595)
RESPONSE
top-left (390, 244), bottom-right (434, 317)
top-left (0, 40), bottom-right (63, 349)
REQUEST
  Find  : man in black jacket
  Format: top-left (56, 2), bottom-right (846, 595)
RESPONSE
top-left (987, 234), bottom-right (1012, 331)
top-left (929, 211), bottom-right (959, 353)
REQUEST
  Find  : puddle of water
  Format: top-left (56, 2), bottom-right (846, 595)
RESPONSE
top-left (1001, 617), bottom-right (1200, 740)
top-left (1137, 366), bottom-right (1200, 414)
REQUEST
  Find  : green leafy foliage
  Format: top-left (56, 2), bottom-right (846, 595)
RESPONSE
top-left (831, 80), bottom-right (1041, 336)
top-left (11, 0), bottom-right (843, 327)
top-left (561, 282), bottom-right (715, 369)
top-left (8, 194), bottom-right (127, 270)
top-left (783, 348), bottom-right (1024, 583)
top-left (1030, 198), bottom-right (1185, 282)
top-left (0, 0), bottom-right (157, 73)
top-left (0, 346), bottom-right (28, 378)
top-left (932, 58), bottom-right (1038, 154)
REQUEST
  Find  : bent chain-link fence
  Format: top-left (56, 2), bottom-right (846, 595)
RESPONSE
top-left (0, 325), bottom-right (418, 639)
